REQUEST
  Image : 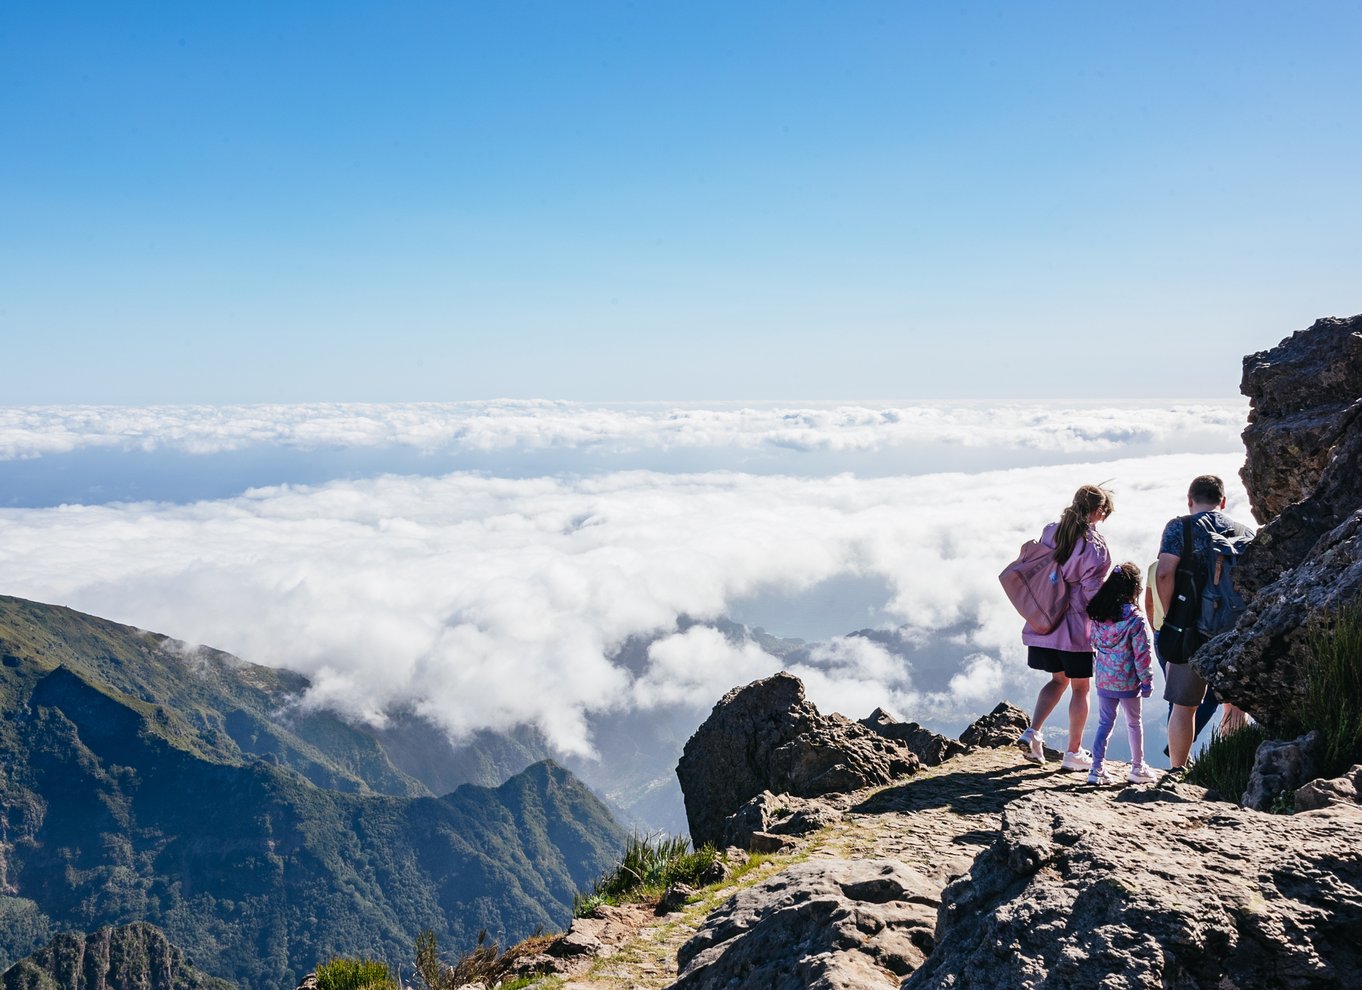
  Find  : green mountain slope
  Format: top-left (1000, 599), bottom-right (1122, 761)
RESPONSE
top-left (0, 596), bottom-right (628, 990)
top-left (2, 922), bottom-right (233, 990)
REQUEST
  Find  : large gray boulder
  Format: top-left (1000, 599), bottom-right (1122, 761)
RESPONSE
top-left (1241, 730), bottom-right (1322, 810)
top-left (676, 673), bottom-right (919, 848)
top-left (669, 858), bottom-right (938, 990)
top-left (904, 789), bottom-right (1362, 989)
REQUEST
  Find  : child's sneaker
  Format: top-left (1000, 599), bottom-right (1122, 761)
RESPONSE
top-left (1017, 727), bottom-right (1046, 764)
top-left (1086, 767), bottom-right (1113, 786)
top-left (1127, 764), bottom-right (1160, 785)
top-left (1060, 747), bottom-right (1093, 771)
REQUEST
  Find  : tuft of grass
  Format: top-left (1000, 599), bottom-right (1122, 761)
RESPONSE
top-left (1186, 721), bottom-right (1270, 802)
top-left (315, 957), bottom-right (398, 990)
top-left (414, 929), bottom-right (555, 990)
top-left (1299, 598), bottom-right (1362, 780)
top-left (572, 832), bottom-right (720, 916)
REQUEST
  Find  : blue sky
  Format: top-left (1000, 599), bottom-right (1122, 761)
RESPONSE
top-left (3, 2), bottom-right (1359, 402)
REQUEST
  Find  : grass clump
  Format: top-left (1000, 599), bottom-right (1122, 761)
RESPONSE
top-left (315, 957), bottom-right (398, 990)
top-left (1186, 721), bottom-right (1269, 800)
top-left (414, 929), bottom-right (554, 990)
top-left (573, 832), bottom-right (719, 916)
top-left (1299, 598), bottom-right (1362, 779)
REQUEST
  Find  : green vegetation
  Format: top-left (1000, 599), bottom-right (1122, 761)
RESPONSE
top-left (0, 594), bottom-right (629, 990)
top-left (413, 929), bottom-right (554, 990)
top-left (573, 832), bottom-right (719, 916)
top-left (315, 957), bottom-right (399, 990)
top-left (1299, 598), bottom-right (1362, 779)
top-left (1187, 722), bottom-right (1270, 801)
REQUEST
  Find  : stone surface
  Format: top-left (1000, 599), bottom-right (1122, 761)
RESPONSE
top-left (718, 790), bottom-right (843, 849)
top-left (1239, 314), bottom-right (1362, 528)
top-left (669, 859), bottom-right (939, 990)
top-left (1295, 764), bottom-right (1362, 811)
top-left (859, 708), bottom-right (968, 766)
top-left (1194, 316), bottom-right (1362, 729)
top-left (1241, 729), bottom-right (1322, 810)
top-left (676, 673), bottom-right (918, 848)
top-left (656, 884), bottom-right (695, 916)
top-left (903, 789), bottom-right (1362, 989)
top-left (957, 700), bottom-right (1029, 749)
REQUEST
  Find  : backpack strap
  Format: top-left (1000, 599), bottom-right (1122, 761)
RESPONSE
top-left (1180, 514), bottom-right (1194, 564)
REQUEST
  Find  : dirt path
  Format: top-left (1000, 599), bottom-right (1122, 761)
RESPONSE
top-left (554, 745), bottom-right (1117, 990)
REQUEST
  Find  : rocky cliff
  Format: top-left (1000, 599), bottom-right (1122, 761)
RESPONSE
top-left (1195, 313), bottom-right (1362, 731)
top-left (1, 923), bottom-right (232, 990)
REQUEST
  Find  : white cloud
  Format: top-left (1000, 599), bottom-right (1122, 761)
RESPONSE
top-left (0, 443), bottom-right (1251, 754)
top-left (0, 400), bottom-right (1245, 463)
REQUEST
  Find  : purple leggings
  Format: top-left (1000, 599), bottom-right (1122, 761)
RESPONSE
top-left (1092, 693), bottom-right (1144, 771)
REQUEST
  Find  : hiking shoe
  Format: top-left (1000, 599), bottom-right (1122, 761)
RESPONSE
top-left (1060, 748), bottom-right (1093, 772)
top-left (1017, 727), bottom-right (1045, 764)
top-left (1158, 766), bottom-right (1189, 789)
top-left (1127, 764), bottom-right (1160, 785)
top-left (1086, 767), bottom-right (1114, 786)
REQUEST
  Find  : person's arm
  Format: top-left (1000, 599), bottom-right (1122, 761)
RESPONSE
top-left (1131, 615), bottom-right (1153, 686)
top-left (1156, 552), bottom-right (1179, 614)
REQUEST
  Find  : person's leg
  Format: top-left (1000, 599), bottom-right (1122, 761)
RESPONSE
top-left (1218, 703), bottom-right (1248, 736)
top-left (1090, 694), bottom-right (1119, 773)
top-left (1031, 672), bottom-right (1069, 731)
top-left (1067, 677), bottom-right (1090, 754)
top-left (1167, 704), bottom-right (1197, 768)
top-left (1122, 697), bottom-right (1144, 768)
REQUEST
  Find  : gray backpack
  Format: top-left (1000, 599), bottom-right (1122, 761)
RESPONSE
top-left (1196, 525), bottom-right (1252, 638)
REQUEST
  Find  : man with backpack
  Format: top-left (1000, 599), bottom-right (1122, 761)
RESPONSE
top-left (1155, 475), bottom-right (1255, 780)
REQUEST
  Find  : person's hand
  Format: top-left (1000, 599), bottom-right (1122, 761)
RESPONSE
top-left (1140, 681), bottom-right (1153, 699)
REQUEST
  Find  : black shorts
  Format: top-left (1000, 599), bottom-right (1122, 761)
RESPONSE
top-left (1027, 646), bottom-right (1094, 680)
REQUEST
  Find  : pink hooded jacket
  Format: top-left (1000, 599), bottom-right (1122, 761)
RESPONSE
top-left (1019, 521), bottom-right (1110, 654)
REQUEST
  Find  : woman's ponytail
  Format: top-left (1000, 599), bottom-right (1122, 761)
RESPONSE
top-left (1053, 484), bottom-right (1114, 564)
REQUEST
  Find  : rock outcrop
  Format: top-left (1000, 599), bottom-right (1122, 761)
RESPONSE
top-left (905, 789), bottom-right (1362, 989)
top-left (859, 708), bottom-right (967, 766)
top-left (1241, 729), bottom-right (1322, 810)
top-left (956, 701), bottom-right (1029, 749)
top-left (1195, 314), bottom-right (1362, 729)
top-left (670, 859), bottom-right (938, 990)
top-left (676, 673), bottom-right (919, 848)
top-left (1, 923), bottom-right (232, 990)
top-left (1295, 764), bottom-right (1362, 811)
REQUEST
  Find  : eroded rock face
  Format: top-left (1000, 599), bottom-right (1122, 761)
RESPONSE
top-left (1241, 730), bottom-right (1322, 810)
top-left (719, 790), bottom-right (843, 849)
top-left (2, 923), bottom-right (232, 990)
top-left (957, 701), bottom-right (1029, 749)
top-left (1239, 314), bottom-right (1362, 528)
top-left (1296, 764), bottom-right (1362, 811)
top-left (669, 858), bottom-right (938, 990)
top-left (860, 708), bottom-right (967, 766)
top-left (676, 673), bottom-right (919, 848)
top-left (1195, 315), bottom-right (1362, 729)
top-left (904, 790), bottom-right (1362, 989)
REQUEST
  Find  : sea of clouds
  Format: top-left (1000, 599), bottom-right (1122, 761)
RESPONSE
top-left (0, 401), bottom-right (1251, 763)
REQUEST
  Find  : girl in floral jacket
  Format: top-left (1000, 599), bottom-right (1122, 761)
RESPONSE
top-left (1085, 562), bottom-right (1158, 785)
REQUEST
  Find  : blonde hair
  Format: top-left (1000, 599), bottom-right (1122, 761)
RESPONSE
top-left (1053, 484), bottom-right (1113, 564)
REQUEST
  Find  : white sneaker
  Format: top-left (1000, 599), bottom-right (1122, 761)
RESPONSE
top-left (1086, 767), bottom-right (1113, 786)
top-left (1127, 764), bottom-right (1160, 785)
top-left (1060, 748), bottom-right (1093, 771)
top-left (1017, 727), bottom-right (1045, 764)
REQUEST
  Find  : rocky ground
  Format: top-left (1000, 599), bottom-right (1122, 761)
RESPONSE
top-left (521, 743), bottom-right (1167, 990)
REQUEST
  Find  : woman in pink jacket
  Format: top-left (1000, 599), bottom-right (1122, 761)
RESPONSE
top-left (1015, 483), bottom-right (1113, 771)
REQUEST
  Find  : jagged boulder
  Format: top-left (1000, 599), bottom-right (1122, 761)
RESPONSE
top-left (669, 858), bottom-right (939, 990)
top-left (1195, 315), bottom-right (1362, 729)
top-left (859, 708), bottom-right (967, 765)
top-left (957, 701), bottom-right (1029, 749)
top-left (1296, 764), bottom-right (1362, 811)
top-left (1, 923), bottom-right (232, 990)
top-left (1239, 314), bottom-right (1362, 531)
top-left (904, 789), bottom-right (1362, 989)
top-left (1241, 730), bottom-right (1322, 810)
top-left (719, 790), bottom-right (843, 849)
top-left (676, 673), bottom-right (919, 848)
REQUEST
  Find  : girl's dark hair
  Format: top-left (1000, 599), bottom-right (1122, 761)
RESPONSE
top-left (1087, 561), bottom-right (1142, 623)
top-left (1053, 484), bottom-right (1114, 564)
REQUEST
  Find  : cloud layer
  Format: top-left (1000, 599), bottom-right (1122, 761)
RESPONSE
top-left (0, 449), bottom-right (1251, 756)
top-left (0, 400), bottom-right (1245, 463)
